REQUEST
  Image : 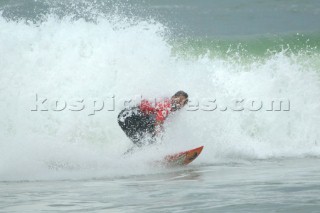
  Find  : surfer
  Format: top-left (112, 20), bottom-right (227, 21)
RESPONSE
top-left (117, 91), bottom-right (188, 148)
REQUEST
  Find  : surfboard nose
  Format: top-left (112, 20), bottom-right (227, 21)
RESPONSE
top-left (184, 146), bottom-right (204, 165)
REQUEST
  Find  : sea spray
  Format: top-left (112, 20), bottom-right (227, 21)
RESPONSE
top-left (1, 10), bottom-right (320, 181)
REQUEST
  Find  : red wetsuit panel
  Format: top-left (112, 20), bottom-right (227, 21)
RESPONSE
top-left (139, 98), bottom-right (172, 122)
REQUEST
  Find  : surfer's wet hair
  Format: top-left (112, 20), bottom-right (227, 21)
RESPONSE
top-left (173, 91), bottom-right (188, 103)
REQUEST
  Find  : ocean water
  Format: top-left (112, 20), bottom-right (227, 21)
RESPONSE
top-left (1, 0), bottom-right (320, 212)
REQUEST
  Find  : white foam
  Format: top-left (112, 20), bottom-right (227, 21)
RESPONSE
top-left (0, 15), bottom-right (320, 181)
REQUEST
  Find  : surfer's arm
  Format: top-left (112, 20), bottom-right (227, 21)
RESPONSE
top-left (154, 120), bottom-right (164, 135)
top-left (153, 102), bottom-right (170, 136)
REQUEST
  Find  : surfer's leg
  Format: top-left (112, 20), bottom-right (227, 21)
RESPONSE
top-left (118, 109), bottom-right (145, 146)
top-left (136, 114), bottom-right (158, 145)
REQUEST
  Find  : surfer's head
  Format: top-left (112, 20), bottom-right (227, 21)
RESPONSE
top-left (171, 91), bottom-right (188, 111)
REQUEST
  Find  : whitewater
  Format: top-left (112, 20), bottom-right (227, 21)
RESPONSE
top-left (1, 0), bottom-right (320, 212)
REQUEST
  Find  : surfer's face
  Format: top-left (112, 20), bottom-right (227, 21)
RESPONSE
top-left (171, 95), bottom-right (188, 111)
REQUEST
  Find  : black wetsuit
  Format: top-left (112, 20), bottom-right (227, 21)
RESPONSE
top-left (117, 107), bottom-right (156, 147)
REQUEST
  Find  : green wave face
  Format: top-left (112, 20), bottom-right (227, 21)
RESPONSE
top-left (171, 33), bottom-right (320, 58)
top-left (170, 33), bottom-right (320, 73)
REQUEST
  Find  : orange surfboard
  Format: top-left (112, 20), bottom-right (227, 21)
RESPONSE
top-left (163, 146), bottom-right (204, 166)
